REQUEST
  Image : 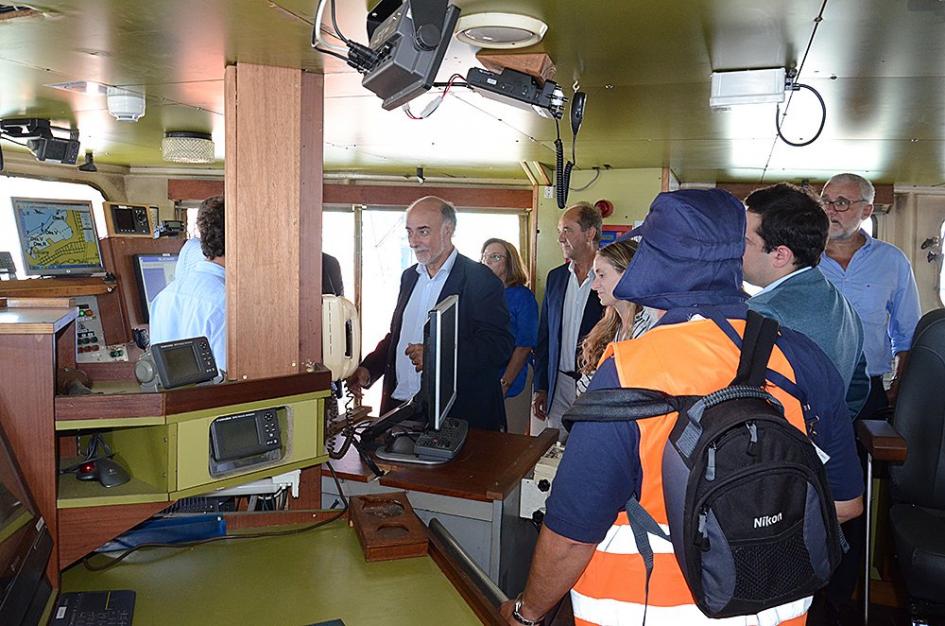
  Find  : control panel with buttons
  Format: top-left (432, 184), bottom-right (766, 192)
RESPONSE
top-left (75, 296), bottom-right (105, 362)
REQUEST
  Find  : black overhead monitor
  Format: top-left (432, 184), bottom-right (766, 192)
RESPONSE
top-left (133, 253), bottom-right (178, 323)
top-left (361, 0), bottom-right (461, 110)
top-left (0, 421), bottom-right (53, 625)
top-left (11, 197), bottom-right (104, 276)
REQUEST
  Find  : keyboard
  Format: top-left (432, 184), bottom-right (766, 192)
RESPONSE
top-left (52, 590), bottom-right (135, 626)
top-left (413, 417), bottom-right (469, 461)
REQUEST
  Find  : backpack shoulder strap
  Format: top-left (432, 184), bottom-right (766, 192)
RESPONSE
top-left (731, 310), bottom-right (780, 387)
top-left (562, 388), bottom-right (698, 431)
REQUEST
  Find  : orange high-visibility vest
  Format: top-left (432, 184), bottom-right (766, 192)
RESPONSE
top-left (571, 318), bottom-right (810, 626)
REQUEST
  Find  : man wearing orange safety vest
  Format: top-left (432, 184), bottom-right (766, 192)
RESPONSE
top-left (500, 189), bottom-right (864, 626)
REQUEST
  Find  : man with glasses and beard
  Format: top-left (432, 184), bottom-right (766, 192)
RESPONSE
top-left (816, 173), bottom-right (921, 625)
top-left (819, 173), bottom-right (920, 418)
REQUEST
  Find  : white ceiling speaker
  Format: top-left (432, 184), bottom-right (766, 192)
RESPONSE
top-left (162, 131), bottom-right (215, 164)
top-left (454, 13), bottom-right (548, 49)
top-left (106, 86), bottom-right (146, 122)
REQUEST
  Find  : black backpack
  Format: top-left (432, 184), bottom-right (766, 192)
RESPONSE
top-left (563, 311), bottom-right (843, 619)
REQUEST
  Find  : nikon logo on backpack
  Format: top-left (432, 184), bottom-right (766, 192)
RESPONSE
top-left (753, 512), bottom-right (783, 529)
top-left (564, 311), bottom-right (843, 620)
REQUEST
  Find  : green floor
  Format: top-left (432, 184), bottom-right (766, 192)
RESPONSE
top-left (61, 520), bottom-right (480, 626)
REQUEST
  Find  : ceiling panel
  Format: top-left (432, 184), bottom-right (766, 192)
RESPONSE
top-left (1, 1), bottom-right (945, 183)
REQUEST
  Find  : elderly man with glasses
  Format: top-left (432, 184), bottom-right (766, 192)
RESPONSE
top-left (819, 173), bottom-right (921, 416)
top-left (816, 172), bottom-right (921, 624)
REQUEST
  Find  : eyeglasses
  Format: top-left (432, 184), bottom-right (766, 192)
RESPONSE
top-left (821, 196), bottom-right (867, 212)
top-left (481, 254), bottom-right (506, 263)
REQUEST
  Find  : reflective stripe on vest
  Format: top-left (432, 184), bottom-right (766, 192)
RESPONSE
top-left (572, 591), bottom-right (811, 626)
top-left (571, 319), bottom-right (810, 626)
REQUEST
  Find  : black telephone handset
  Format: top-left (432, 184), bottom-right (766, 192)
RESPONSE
top-left (571, 91), bottom-right (587, 136)
top-left (556, 91), bottom-right (589, 209)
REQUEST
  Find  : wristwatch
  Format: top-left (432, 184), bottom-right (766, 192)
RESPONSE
top-left (512, 595), bottom-right (542, 626)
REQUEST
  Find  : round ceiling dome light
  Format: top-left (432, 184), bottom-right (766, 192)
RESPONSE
top-left (454, 13), bottom-right (548, 49)
top-left (162, 131), bottom-right (215, 164)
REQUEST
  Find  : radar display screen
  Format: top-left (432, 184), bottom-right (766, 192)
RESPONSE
top-left (12, 197), bottom-right (104, 275)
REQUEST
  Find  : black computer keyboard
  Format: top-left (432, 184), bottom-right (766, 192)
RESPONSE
top-left (413, 417), bottom-right (469, 461)
top-left (66, 608), bottom-right (133, 626)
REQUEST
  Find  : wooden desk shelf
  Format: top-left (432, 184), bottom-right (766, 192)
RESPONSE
top-left (57, 474), bottom-right (169, 509)
top-left (0, 276), bottom-right (117, 299)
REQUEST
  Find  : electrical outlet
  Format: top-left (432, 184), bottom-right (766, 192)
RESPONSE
top-left (543, 186), bottom-right (554, 199)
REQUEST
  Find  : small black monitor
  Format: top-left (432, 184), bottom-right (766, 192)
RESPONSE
top-left (133, 253), bottom-right (178, 323)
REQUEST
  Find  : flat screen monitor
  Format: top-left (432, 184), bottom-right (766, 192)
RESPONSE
top-left (0, 421), bottom-right (53, 625)
top-left (11, 197), bottom-right (104, 276)
top-left (420, 294), bottom-right (457, 430)
top-left (358, 294), bottom-right (459, 442)
top-left (133, 253), bottom-right (179, 323)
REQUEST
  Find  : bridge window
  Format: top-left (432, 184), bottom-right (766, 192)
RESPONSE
top-left (0, 175), bottom-right (107, 279)
top-left (324, 204), bottom-right (526, 411)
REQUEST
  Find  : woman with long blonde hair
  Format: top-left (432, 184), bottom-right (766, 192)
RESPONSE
top-left (578, 240), bottom-right (651, 386)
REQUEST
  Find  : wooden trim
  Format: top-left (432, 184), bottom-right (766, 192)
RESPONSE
top-left (163, 370), bottom-right (330, 414)
top-left (3, 297), bottom-right (73, 308)
top-left (529, 186), bottom-right (539, 288)
top-left (57, 501), bottom-right (169, 569)
top-left (856, 420), bottom-right (908, 462)
top-left (0, 277), bottom-right (114, 299)
top-left (169, 179), bottom-right (533, 210)
top-left (298, 71), bottom-right (324, 367)
top-left (55, 370), bottom-right (331, 421)
top-left (0, 333), bottom-right (60, 578)
top-left (167, 179), bottom-right (225, 201)
top-left (0, 307), bottom-right (77, 334)
top-left (324, 184), bottom-right (532, 209)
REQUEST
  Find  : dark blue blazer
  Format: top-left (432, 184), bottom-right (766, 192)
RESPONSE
top-left (535, 263), bottom-right (604, 399)
top-left (361, 253), bottom-right (513, 431)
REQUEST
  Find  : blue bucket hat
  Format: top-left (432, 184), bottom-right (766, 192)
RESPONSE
top-left (613, 188), bottom-right (747, 310)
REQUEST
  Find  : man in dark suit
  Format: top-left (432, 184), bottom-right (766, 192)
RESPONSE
top-left (346, 196), bottom-right (513, 431)
top-left (533, 201), bottom-right (604, 440)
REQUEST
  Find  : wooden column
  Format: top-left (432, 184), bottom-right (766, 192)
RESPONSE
top-left (224, 63), bottom-right (324, 380)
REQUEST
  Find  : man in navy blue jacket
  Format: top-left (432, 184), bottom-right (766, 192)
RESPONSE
top-left (533, 202), bottom-right (604, 440)
top-left (347, 196), bottom-right (513, 431)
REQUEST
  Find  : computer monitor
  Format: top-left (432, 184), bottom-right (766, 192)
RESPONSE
top-left (420, 294), bottom-right (457, 430)
top-left (11, 197), bottom-right (104, 276)
top-left (358, 294), bottom-right (459, 442)
top-left (133, 253), bottom-right (179, 323)
top-left (0, 421), bottom-right (53, 625)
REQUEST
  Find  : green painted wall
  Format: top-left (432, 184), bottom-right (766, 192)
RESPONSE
top-left (533, 167), bottom-right (664, 302)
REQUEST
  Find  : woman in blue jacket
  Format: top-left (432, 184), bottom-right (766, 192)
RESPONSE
top-left (480, 238), bottom-right (539, 401)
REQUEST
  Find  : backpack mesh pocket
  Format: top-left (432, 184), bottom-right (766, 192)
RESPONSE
top-left (731, 521), bottom-right (815, 600)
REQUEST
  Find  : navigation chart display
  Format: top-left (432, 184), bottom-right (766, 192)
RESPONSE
top-left (12, 197), bottom-right (104, 276)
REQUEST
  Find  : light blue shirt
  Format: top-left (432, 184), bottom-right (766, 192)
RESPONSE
top-left (392, 248), bottom-right (458, 401)
top-left (819, 230), bottom-right (921, 376)
top-left (149, 260), bottom-right (227, 370)
top-left (175, 237), bottom-right (204, 282)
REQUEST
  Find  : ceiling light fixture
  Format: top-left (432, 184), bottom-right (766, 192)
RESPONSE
top-left (709, 67), bottom-right (786, 108)
top-left (162, 131), bottom-right (215, 164)
top-left (106, 86), bottom-right (146, 122)
top-left (454, 12), bottom-right (547, 49)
